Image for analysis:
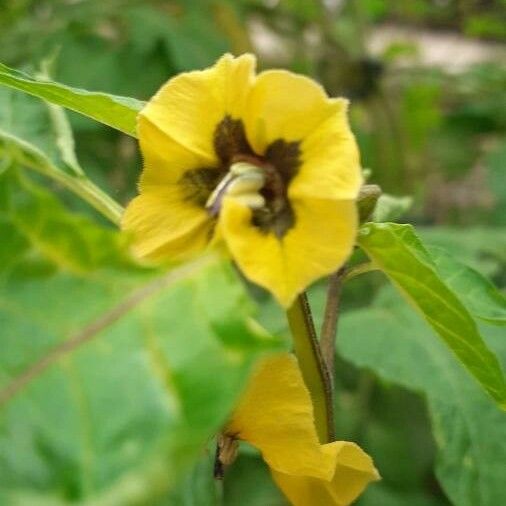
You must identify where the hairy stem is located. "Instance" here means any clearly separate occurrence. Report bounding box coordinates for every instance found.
[320,268,346,376]
[286,293,334,443]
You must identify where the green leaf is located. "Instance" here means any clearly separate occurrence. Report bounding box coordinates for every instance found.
[0,62,144,136]
[166,450,221,506]
[359,485,446,506]
[225,451,287,506]
[429,246,506,326]
[0,170,129,273]
[0,86,63,170]
[0,173,280,503]
[418,226,506,279]
[0,87,123,224]
[358,222,506,409]
[339,286,506,506]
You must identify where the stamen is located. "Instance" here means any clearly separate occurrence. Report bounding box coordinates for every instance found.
[230,161,262,177]
[233,194,266,209]
[205,162,266,216]
[227,172,264,196]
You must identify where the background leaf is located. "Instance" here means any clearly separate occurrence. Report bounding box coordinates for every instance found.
[429,246,506,325]
[0,87,64,171]
[358,222,506,408]
[339,286,506,506]
[0,86,124,224]
[0,169,280,504]
[224,450,287,506]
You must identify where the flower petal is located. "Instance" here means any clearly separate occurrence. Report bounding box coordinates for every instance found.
[141,53,256,163]
[227,354,378,505]
[122,187,212,260]
[219,197,357,307]
[227,353,335,479]
[272,442,379,506]
[244,70,340,154]
[289,101,363,201]
[137,116,208,188]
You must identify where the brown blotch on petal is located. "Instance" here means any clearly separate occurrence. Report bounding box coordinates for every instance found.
[179,168,222,207]
[253,203,295,239]
[253,138,300,238]
[214,115,254,166]
[183,117,302,239]
[264,139,301,185]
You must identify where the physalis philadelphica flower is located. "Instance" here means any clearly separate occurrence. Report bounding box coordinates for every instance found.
[123,54,362,307]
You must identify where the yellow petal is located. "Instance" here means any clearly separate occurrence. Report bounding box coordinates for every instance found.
[289,101,363,201]
[137,115,209,188]
[227,354,379,505]
[140,53,256,163]
[272,442,379,506]
[244,69,340,154]
[219,197,358,307]
[122,187,212,260]
[227,353,335,479]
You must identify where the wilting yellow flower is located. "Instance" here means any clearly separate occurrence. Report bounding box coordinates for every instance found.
[226,353,379,505]
[123,54,362,306]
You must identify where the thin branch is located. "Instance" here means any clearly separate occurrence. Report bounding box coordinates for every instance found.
[320,267,346,376]
[320,261,379,377]
[343,261,378,282]
[0,257,212,408]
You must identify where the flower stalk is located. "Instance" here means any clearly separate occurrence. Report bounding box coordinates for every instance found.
[286,293,334,443]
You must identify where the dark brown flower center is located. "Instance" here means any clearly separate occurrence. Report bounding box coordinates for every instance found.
[180,115,301,238]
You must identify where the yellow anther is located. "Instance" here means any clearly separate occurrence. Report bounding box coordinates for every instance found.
[230,161,264,177]
[232,194,266,209]
[227,172,265,196]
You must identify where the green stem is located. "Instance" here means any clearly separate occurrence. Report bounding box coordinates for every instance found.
[18,150,123,225]
[320,268,346,376]
[286,293,334,443]
[50,170,124,226]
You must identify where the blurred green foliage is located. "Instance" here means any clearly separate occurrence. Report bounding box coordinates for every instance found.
[0,0,505,505]
[2,0,505,222]
[0,168,282,504]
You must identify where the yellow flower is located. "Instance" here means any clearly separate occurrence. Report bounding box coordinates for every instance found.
[226,353,379,505]
[123,54,362,307]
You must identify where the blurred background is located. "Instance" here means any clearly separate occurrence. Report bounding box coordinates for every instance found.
[1,1,505,505]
